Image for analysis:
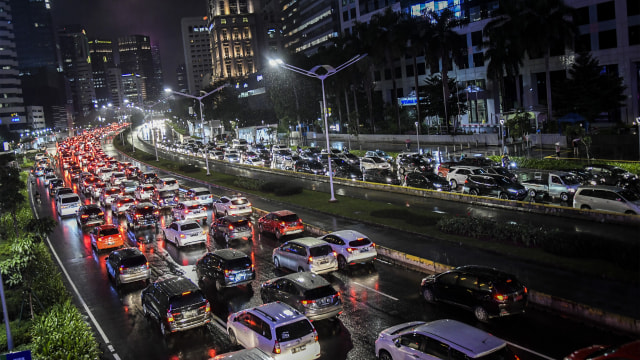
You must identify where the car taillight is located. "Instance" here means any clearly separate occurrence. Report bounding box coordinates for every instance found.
[166,311,176,322]
[117,203,121,207]
[185,209,190,214]
[145,262,149,269]
[224,269,231,277]
[229,205,236,209]
[136,214,142,218]
[494,293,508,302]
[119,265,124,274]
[98,212,104,216]
[228,224,234,230]
[313,329,318,342]
[307,256,313,264]
[346,247,354,253]
[97,236,103,242]
[81,214,89,219]
[301,299,315,306]
[204,301,210,313]
[332,251,337,257]
[272,340,281,354]
[247,202,252,207]
[524,287,528,294]
[154,210,159,215]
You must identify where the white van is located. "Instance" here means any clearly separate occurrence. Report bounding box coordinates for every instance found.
[56,193,82,217]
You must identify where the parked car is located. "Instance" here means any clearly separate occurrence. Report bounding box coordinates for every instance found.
[260,272,343,321]
[258,210,304,240]
[162,220,207,247]
[404,172,451,191]
[125,202,160,230]
[333,164,363,181]
[76,204,105,228]
[185,187,214,207]
[89,224,124,251]
[318,230,377,270]
[484,166,517,182]
[446,166,486,189]
[141,276,211,336]
[195,249,255,291]
[462,174,527,200]
[583,164,638,186]
[226,302,320,360]
[272,237,338,275]
[519,170,580,202]
[210,215,252,242]
[172,201,208,223]
[420,265,528,322]
[213,196,252,217]
[564,340,640,360]
[105,247,151,288]
[294,159,325,175]
[375,319,517,360]
[360,156,391,172]
[572,186,640,215]
[363,169,401,185]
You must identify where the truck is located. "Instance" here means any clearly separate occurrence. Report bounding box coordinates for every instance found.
[517,170,581,202]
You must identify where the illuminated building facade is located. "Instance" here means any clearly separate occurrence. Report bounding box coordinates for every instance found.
[0,0,27,129]
[89,39,116,107]
[58,25,96,122]
[181,16,214,94]
[281,0,340,55]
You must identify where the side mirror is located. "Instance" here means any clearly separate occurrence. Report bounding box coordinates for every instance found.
[394,339,401,348]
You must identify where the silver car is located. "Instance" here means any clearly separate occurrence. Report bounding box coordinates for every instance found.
[573,186,640,215]
[272,237,338,275]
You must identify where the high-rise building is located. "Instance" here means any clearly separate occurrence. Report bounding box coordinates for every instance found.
[181,16,213,94]
[106,67,124,108]
[281,0,340,55]
[150,42,164,101]
[118,35,154,103]
[207,0,259,80]
[176,63,189,93]
[0,0,27,131]
[89,38,116,107]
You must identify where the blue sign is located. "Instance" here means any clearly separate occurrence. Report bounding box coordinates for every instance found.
[11,117,20,123]
[399,98,417,106]
[1,350,32,360]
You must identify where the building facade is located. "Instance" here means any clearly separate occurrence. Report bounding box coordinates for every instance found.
[281,0,340,55]
[89,39,116,107]
[118,35,155,103]
[0,1,27,131]
[181,16,214,95]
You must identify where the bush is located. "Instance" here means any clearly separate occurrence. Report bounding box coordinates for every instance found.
[178,163,200,173]
[260,181,303,196]
[0,319,34,352]
[234,178,264,191]
[31,301,101,360]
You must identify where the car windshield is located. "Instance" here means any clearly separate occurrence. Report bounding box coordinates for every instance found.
[181,223,201,231]
[309,245,332,257]
[231,198,249,205]
[304,285,336,299]
[85,207,102,214]
[493,278,524,294]
[121,254,147,267]
[275,319,314,342]
[560,175,581,185]
[123,181,136,187]
[164,180,177,185]
[372,157,384,163]
[471,169,487,175]
[100,227,120,236]
[226,258,252,270]
[620,189,640,201]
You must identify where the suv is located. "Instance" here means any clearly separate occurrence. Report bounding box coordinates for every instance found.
[213,196,252,217]
[375,319,517,360]
[105,247,151,288]
[195,249,256,291]
[56,193,82,217]
[446,166,486,189]
[141,276,211,336]
[462,174,527,200]
[420,265,528,322]
[185,187,214,207]
[260,272,343,321]
[318,230,377,270]
[583,164,637,185]
[151,189,180,209]
[210,215,253,242]
[573,186,640,215]
[139,171,158,185]
[258,210,304,240]
[156,177,179,192]
[172,201,208,223]
[100,187,121,207]
[125,202,159,230]
[134,184,156,201]
[272,237,338,275]
[76,204,105,228]
[404,172,450,191]
[226,302,320,360]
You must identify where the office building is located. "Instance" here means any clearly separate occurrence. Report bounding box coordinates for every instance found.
[281,0,340,55]
[181,16,214,94]
[118,35,155,102]
[89,39,116,107]
[0,0,27,131]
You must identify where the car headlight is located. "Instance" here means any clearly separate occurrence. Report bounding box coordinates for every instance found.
[433,183,442,187]
[508,189,518,193]
[569,188,576,193]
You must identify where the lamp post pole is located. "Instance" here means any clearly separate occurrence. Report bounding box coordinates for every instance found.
[636,117,640,161]
[270,54,367,202]
[415,121,420,154]
[500,118,505,155]
[130,120,135,153]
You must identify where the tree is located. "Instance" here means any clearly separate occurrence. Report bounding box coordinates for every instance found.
[553,52,626,123]
[505,110,532,138]
[421,74,467,132]
[399,14,428,127]
[0,166,25,237]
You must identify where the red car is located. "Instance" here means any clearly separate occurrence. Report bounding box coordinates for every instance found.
[257,210,304,240]
[565,340,640,360]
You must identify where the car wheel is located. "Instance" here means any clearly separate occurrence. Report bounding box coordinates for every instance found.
[499,193,509,200]
[528,189,537,198]
[560,192,569,202]
[474,306,489,323]
[422,288,435,303]
[337,255,347,270]
[275,229,282,240]
[228,329,238,346]
[450,179,458,189]
[469,189,479,196]
[273,257,280,269]
[379,350,393,360]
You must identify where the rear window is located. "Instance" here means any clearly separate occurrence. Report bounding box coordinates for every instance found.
[348,238,371,247]
[100,227,120,236]
[159,191,176,198]
[187,204,201,210]
[61,196,80,204]
[231,198,249,205]
[169,290,206,310]
[121,255,147,267]
[225,257,252,270]
[143,186,155,191]
[112,173,125,178]
[194,190,209,196]
[280,214,299,222]
[85,207,102,215]
[107,188,120,195]
[493,278,525,294]
[309,245,332,257]
[181,223,201,231]
[137,206,155,215]
[120,198,134,204]
[304,285,337,299]
[275,319,314,342]
[231,219,249,227]
[164,180,177,185]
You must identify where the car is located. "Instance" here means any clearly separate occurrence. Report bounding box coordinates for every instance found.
[403,172,451,191]
[258,210,304,240]
[90,181,107,199]
[484,166,517,182]
[195,249,256,291]
[365,150,393,162]
[141,276,211,337]
[185,187,214,206]
[210,215,253,242]
[76,204,105,228]
[151,189,180,209]
[97,167,115,182]
[583,164,637,186]
[48,178,65,194]
[156,177,179,192]
[125,202,160,230]
[89,224,124,251]
[33,166,46,176]
[272,237,338,274]
[139,171,158,185]
[318,230,377,270]
[43,174,57,186]
[564,340,640,360]
[572,185,640,215]
[162,220,207,247]
[226,302,320,360]
[211,348,274,360]
[224,151,241,163]
[80,175,101,195]
[111,195,136,215]
[333,164,363,181]
[213,196,252,217]
[172,201,208,223]
[118,180,138,195]
[109,171,126,186]
[100,187,121,207]
[105,247,151,288]
[260,272,343,321]
[446,166,486,189]
[56,193,82,217]
[363,169,401,185]
[360,156,391,171]
[420,265,528,322]
[134,184,156,201]
[54,187,74,202]
[244,157,265,167]
[462,174,528,200]
[294,159,325,175]
[375,319,517,360]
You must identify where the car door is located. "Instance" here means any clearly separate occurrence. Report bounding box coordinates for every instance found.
[277,243,295,269]
[274,279,296,304]
[105,253,117,278]
[455,272,480,309]
[433,271,459,303]
[291,244,308,271]
[234,312,258,348]
[165,223,178,242]
[395,333,428,360]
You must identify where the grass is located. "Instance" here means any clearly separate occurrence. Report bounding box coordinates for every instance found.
[114,135,636,283]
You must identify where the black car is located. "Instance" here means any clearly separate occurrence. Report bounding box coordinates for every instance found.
[209,215,253,242]
[141,276,211,336]
[333,165,363,181]
[457,157,497,167]
[294,159,325,175]
[484,166,517,183]
[260,272,343,321]
[195,249,255,291]
[139,171,158,185]
[420,265,528,322]
[48,178,65,194]
[363,169,401,185]
[125,202,159,230]
[105,247,151,288]
[404,172,451,191]
[462,174,527,200]
[583,164,637,185]
[76,204,105,228]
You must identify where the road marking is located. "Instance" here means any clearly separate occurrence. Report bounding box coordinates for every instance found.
[352,282,399,301]
[506,341,555,360]
[32,189,121,360]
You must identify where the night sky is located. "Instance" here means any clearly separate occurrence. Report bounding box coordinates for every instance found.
[50,0,208,88]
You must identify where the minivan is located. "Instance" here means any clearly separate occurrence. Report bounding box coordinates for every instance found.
[56,193,82,217]
[573,186,640,215]
[272,237,338,275]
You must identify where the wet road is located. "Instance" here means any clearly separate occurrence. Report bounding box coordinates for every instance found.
[30,141,633,360]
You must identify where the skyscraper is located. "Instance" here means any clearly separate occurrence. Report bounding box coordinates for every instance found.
[89,39,116,107]
[181,16,213,95]
[118,35,155,103]
[0,1,27,131]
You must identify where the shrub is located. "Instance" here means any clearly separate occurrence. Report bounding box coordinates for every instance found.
[234,178,264,191]
[178,163,200,173]
[0,319,33,352]
[273,184,303,196]
[31,301,101,360]
[370,208,438,226]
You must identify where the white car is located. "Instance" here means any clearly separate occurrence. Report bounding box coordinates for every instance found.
[172,201,208,223]
[134,184,156,201]
[318,230,377,270]
[446,166,486,189]
[44,174,57,186]
[100,187,121,207]
[56,193,82,217]
[185,187,214,206]
[110,195,136,215]
[162,220,207,247]
[272,237,338,275]
[224,151,241,163]
[97,167,115,182]
[359,156,391,171]
[109,171,126,186]
[227,302,321,360]
[156,177,179,192]
[213,196,252,217]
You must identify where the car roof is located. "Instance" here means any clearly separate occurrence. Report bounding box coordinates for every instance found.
[324,230,368,242]
[113,247,144,258]
[576,185,623,191]
[289,237,329,248]
[154,276,199,295]
[279,272,330,290]
[58,193,79,199]
[415,319,506,357]
[250,302,304,323]
[189,187,209,192]
[212,249,250,261]
[222,215,249,222]
[180,200,200,206]
[453,265,516,279]
[174,220,201,227]
[271,210,295,217]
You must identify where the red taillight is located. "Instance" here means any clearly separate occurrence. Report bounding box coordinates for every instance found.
[280,221,286,227]
[117,203,122,207]
[224,269,231,277]
[346,248,354,253]
[524,287,528,294]
[307,256,313,264]
[204,301,210,313]
[166,311,175,322]
[97,236,103,242]
[119,265,124,274]
[332,251,337,257]
[98,212,104,216]
[247,202,252,207]
[494,293,508,302]
[145,262,149,269]
[228,224,234,230]
[81,214,89,219]
[272,341,281,354]
[184,209,190,214]
[301,299,315,306]
[313,329,318,342]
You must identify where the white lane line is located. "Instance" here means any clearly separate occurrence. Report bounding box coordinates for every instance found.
[352,282,399,301]
[506,341,555,360]
[33,189,121,360]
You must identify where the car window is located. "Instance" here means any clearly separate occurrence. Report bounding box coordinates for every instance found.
[275,319,313,342]
[620,189,640,201]
[99,227,119,236]
[293,244,307,256]
[304,285,336,299]
[349,238,371,247]
[309,245,332,257]
[226,257,251,270]
[458,274,478,290]
[181,222,201,231]
[423,336,449,359]
[438,272,459,285]
[231,198,249,205]
[169,290,205,309]
[61,196,80,204]
[399,333,423,351]
[281,214,299,222]
[121,254,147,267]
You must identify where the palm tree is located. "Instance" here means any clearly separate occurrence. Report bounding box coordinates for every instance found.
[422,9,467,134]
[399,14,428,128]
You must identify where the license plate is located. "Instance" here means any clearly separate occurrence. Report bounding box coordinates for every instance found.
[292,345,306,354]
[515,294,523,301]
[190,233,198,237]
[360,247,369,252]
[319,259,328,264]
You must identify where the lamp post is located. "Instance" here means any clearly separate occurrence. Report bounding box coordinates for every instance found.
[130,120,135,153]
[270,54,367,202]
[415,121,420,154]
[500,118,505,155]
[635,117,640,161]
[166,85,228,175]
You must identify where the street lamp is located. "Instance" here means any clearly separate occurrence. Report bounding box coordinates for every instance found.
[635,117,640,161]
[166,85,228,176]
[270,54,367,202]
[415,121,420,154]
[500,118,505,154]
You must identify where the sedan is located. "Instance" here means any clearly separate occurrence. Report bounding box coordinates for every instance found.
[111,195,136,216]
[213,196,252,217]
[162,220,207,247]
[318,230,377,270]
